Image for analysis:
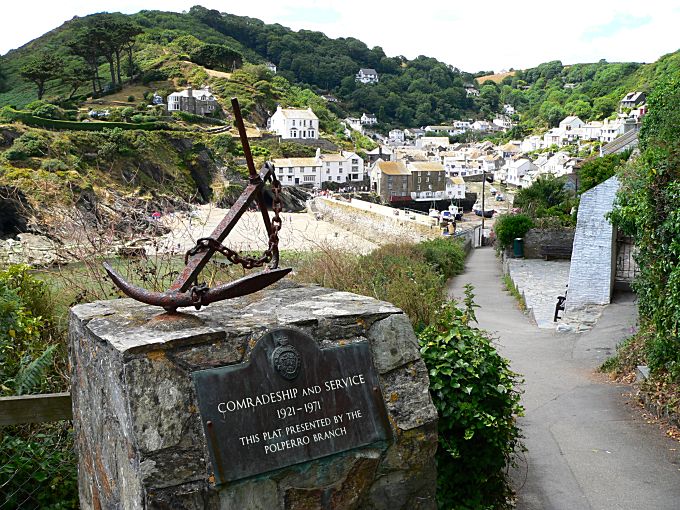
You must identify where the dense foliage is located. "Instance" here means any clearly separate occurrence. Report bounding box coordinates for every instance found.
[489,51,680,131]
[578,150,631,194]
[493,213,534,248]
[610,76,680,379]
[514,174,575,224]
[419,286,523,509]
[0,265,63,396]
[295,239,466,328]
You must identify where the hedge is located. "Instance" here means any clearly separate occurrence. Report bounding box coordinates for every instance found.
[0,108,172,132]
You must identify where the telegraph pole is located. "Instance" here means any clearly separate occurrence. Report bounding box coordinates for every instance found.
[481,170,486,236]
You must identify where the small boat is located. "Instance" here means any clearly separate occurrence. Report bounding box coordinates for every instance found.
[473,202,495,218]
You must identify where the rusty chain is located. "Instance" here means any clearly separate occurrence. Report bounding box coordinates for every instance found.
[185,172,284,274]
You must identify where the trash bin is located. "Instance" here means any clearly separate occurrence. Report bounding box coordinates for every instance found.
[513,238,524,258]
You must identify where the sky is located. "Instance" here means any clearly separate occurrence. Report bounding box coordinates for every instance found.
[1,0,678,72]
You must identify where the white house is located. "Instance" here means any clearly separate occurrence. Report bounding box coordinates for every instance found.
[416,136,450,150]
[558,116,585,144]
[506,158,538,187]
[520,135,543,152]
[355,68,379,84]
[268,106,319,139]
[344,117,363,134]
[273,149,364,187]
[466,87,480,97]
[503,104,516,115]
[446,176,466,199]
[493,116,513,131]
[599,118,625,144]
[265,62,277,73]
[389,129,405,143]
[361,113,378,125]
[167,86,218,115]
[470,120,493,132]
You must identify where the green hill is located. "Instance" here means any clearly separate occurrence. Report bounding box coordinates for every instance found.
[489,51,680,130]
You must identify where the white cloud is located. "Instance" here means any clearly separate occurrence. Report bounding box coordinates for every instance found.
[1,0,678,72]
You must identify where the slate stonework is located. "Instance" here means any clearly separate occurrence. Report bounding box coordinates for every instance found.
[566,176,620,311]
[69,283,438,509]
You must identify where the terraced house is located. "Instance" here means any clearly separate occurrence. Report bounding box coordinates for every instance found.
[273,149,364,187]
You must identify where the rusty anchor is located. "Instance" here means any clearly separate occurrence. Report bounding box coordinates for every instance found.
[103,98,291,312]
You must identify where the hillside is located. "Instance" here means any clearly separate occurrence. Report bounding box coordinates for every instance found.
[485,51,680,131]
[0,6,482,128]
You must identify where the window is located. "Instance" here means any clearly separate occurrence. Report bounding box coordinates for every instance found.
[309,130,314,137]
[339,169,342,173]
[292,120,295,126]
[304,175,314,182]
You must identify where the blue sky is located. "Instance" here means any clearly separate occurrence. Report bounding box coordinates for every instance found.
[1,1,678,72]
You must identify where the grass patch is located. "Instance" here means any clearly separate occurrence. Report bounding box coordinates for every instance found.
[502,273,526,311]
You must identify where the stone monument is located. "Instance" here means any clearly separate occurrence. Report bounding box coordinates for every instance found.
[69,283,438,509]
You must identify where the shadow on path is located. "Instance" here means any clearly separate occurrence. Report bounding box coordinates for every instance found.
[447,247,680,510]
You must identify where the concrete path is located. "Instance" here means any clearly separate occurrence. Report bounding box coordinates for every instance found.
[447,247,680,510]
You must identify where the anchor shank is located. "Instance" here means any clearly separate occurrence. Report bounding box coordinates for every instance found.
[231,97,258,180]
[170,165,277,293]
[170,181,260,292]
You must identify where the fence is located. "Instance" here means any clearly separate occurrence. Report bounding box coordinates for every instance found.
[0,393,78,509]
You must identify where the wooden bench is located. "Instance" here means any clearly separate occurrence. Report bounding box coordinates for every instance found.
[554,286,568,322]
[540,244,572,260]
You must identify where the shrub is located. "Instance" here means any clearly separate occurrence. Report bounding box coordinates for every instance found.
[3,131,50,161]
[493,213,534,248]
[127,95,135,102]
[40,159,69,172]
[294,242,447,328]
[419,285,523,509]
[416,238,466,279]
[0,265,63,396]
[31,103,64,120]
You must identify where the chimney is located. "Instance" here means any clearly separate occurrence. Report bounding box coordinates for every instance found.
[315,148,321,160]
[187,86,193,98]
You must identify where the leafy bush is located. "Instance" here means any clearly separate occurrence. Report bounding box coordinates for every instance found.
[0,425,78,509]
[31,103,64,120]
[419,286,523,509]
[3,131,50,161]
[416,238,466,279]
[610,76,680,379]
[493,213,534,248]
[0,265,63,396]
[40,158,69,172]
[171,110,224,125]
[127,95,135,102]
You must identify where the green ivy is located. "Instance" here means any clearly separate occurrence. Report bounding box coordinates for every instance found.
[419,285,524,509]
[610,76,680,379]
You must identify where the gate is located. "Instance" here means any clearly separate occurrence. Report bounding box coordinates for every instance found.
[615,232,638,290]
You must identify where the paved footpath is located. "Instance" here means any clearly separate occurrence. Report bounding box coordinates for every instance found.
[447,247,680,510]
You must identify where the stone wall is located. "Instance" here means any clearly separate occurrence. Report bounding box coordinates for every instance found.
[523,228,575,259]
[566,176,619,312]
[312,198,439,245]
[69,283,438,509]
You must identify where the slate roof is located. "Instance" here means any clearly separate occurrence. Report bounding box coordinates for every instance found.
[376,161,409,175]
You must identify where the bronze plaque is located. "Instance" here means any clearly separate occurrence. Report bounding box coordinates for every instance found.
[191,328,391,484]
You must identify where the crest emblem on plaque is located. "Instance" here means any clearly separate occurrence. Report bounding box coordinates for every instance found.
[271,336,301,380]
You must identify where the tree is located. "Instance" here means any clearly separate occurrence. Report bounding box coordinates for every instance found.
[0,58,7,93]
[20,53,64,99]
[61,60,91,100]
[190,44,243,72]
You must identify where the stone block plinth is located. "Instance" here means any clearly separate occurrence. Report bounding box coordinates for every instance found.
[69,283,438,509]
